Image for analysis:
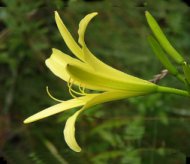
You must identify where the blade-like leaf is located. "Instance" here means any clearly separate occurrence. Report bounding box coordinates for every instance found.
[148,35,178,75]
[145,11,184,64]
[183,62,190,84]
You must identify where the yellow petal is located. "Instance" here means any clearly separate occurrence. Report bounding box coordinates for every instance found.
[23,94,96,124]
[45,48,88,83]
[84,91,146,109]
[83,46,152,84]
[66,64,157,92]
[78,12,98,46]
[46,57,69,82]
[64,109,82,152]
[46,49,109,91]
[63,91,146,152]
[77,11,152,84]
[54,11,83,60]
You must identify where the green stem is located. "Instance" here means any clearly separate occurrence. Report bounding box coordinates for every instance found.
[176,74,185,83]
[157,86,189,97]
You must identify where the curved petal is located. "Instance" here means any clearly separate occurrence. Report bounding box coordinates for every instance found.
[78,12,98,46]
[66,64,157,92]
[63,91,146,152]
[46,49,109,91]
[45,48,89,84]
[77,12,152,83]
[83,46,154,83]
[23,94,97,124]
[46,57,70,82]
[64,109,82,152]
[55,11,83,60]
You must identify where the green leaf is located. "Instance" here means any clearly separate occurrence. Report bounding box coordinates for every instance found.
[145,11,184,64]
[148,35,178,75]
[183,62,190,84]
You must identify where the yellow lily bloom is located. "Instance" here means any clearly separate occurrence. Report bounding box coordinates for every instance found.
[24,11,158,152]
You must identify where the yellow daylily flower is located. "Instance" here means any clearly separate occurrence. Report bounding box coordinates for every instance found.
[24,11,158,152]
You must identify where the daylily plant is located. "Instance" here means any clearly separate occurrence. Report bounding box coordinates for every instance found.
[24,11,189,152]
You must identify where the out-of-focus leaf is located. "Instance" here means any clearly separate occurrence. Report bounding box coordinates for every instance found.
[182,62,190,84]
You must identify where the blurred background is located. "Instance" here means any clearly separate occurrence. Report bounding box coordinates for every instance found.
[0,0,190,163]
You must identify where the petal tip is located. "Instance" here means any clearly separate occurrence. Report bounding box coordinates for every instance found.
[74,148,82,152]
[92,12,98,16]
[54,11,59,16]
[23,116,37,124]
[54,11,61,22]
[23,118,30,124]
[45,58,50,67]
[145,11,151,18]
[52,48,55,52]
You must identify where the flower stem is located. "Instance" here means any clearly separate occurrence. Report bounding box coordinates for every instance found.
[157,86,189,97]
[176,74,185,83]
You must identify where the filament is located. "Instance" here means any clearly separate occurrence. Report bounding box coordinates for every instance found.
[70,87,86,96]
[69,86,77,98]
[79,83,86,94]
[67,78,88,98]
[46,86,64,102]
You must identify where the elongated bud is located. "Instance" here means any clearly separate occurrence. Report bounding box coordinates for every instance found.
[145,11,184,64]
[148,35,178,75]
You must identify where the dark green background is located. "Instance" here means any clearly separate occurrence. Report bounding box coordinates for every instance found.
[0,0,190,163]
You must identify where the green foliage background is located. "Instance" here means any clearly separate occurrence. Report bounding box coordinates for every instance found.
[0,0,190,163]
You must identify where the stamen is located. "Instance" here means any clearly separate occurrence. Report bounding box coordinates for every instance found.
[82,86,86,93]
[46,86,64,102]
[67,78,88,98]
[79,83,85,94]
[68,78,77,98]
[69,86,77,98]
[70,87,86,96]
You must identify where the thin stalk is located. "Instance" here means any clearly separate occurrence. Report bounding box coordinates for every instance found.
[176,74,185,83]
[157,86,189,97]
